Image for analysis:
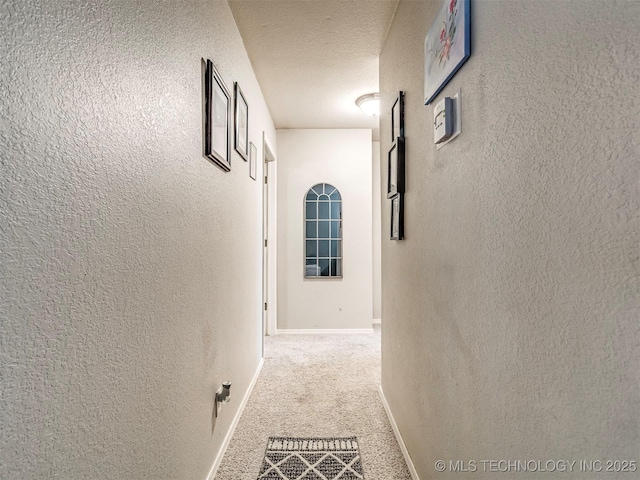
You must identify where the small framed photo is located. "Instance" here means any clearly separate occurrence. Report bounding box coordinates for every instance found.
[387,137,405,199]
[249,142,257,180]
[234,82,249,161]
[390,194,404,240]
[205,59,231,171]
[391,91,404,141]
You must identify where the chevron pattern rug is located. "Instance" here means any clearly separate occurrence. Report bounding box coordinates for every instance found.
[257,437,364,479]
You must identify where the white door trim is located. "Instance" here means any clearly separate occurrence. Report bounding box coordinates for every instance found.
[262,132,277,337]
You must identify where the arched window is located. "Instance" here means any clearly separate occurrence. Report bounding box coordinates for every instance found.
[304,183,342,278]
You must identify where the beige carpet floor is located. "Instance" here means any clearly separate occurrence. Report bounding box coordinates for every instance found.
[215,328,412,479]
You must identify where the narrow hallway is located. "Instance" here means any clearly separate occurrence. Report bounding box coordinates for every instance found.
[215,329,411,479]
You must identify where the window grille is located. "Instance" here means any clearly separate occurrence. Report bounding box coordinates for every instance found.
[304,183,342,278]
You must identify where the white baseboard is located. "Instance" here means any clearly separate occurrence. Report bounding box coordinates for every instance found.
[205,357,265,480]
[372,318,381,325]
[277,328,374,334]
[378,385,420,480]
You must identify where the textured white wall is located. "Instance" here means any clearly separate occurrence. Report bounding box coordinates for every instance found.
[0,1,275,478]
[372,141,382,321]
[380,0,639,478]
[277,130,373,330]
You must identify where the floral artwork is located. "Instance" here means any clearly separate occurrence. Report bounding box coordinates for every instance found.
[424,0,470,105]
[436,0,458,65]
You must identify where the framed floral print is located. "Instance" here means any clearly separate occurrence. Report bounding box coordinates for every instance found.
[424,0,471,105]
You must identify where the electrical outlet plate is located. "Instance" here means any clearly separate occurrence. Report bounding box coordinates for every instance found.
[437,89,462,150]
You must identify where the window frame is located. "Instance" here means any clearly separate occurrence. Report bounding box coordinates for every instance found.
[303,183,343,279]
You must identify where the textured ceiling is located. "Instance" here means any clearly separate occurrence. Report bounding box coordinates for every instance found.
[228,0,400,140]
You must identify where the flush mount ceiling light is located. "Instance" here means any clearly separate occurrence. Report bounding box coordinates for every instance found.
[356,93,380,116]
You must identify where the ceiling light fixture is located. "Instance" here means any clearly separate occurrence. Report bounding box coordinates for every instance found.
[356,93,380,117]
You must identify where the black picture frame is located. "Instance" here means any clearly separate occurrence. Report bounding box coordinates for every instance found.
[249,142,257,180]
[391,91,404,141]
[234,82,249,161]
[387,137,405,199]
[205,59,231,171]
[390,194,404,240]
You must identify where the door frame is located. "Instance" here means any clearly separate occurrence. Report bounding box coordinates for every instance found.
[262,132,277,343]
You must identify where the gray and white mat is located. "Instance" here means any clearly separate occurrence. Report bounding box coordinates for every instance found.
[257,436,364,480]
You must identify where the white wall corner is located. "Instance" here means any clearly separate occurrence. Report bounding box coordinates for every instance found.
[205,358,265,480]
[378,386,420,480]
[372,319,381,325]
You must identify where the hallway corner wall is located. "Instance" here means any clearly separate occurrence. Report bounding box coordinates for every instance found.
[0,1,275,478]
[379,0,639,478]
[276,129,373,330]
[372,141,382,322]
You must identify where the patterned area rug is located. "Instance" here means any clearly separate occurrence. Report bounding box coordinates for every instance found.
[257,437,364,479]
